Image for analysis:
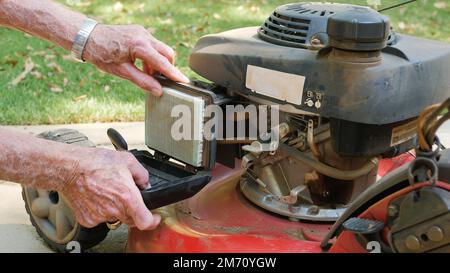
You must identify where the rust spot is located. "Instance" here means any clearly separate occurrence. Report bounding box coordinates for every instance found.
[284,229,306,240]
[213,226,252,234]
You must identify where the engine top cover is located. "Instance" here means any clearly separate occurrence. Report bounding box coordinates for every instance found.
[189,2,450,126]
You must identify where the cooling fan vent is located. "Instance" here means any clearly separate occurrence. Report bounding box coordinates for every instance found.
[258,2,367,49]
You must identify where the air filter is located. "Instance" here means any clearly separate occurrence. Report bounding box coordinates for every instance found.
[145,87,205,167]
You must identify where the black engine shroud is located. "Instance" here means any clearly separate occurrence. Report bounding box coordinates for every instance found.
[189,2,450,157]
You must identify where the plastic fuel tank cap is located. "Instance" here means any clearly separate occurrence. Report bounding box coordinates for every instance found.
[327,6,390,51]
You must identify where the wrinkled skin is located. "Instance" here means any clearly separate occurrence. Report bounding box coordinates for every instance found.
[0,0,189,95]
[84,24,189,96]
[0,128,160,230]
[0,0,190,230]
[60,147,160,230]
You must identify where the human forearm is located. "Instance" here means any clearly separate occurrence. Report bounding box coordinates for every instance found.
[0,128,79,190]
[0,128,159,229]
[0,0,189,94]
[0,0,86,51]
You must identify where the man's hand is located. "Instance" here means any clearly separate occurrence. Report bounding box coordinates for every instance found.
[0,128,160,231]
[60,147,159,230]
[83,25,189,97]
[0,0,189,96]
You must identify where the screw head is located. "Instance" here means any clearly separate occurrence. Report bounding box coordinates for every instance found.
[311,38,322,46]
[427,226,444,242]
[388,205,399,217]
[405,235,421,251]
[307,206,320,215]
[263,196,273,203]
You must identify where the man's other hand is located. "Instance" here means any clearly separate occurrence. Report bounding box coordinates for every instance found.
[60,147,160,230]
[83,24,190,96]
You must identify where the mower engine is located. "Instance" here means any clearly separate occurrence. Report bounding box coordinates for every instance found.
[145,2,450,223]
[22,2,450,253]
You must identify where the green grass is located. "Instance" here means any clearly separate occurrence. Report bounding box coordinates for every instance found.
[0,0,449,125]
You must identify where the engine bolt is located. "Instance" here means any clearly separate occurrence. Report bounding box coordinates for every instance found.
[388,204,399,217]
[307,206,320,215]
[311,38,321,46]
[405,235,421,251]
[427,226,444,242]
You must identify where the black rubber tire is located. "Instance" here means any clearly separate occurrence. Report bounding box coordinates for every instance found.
[21,129,109,252]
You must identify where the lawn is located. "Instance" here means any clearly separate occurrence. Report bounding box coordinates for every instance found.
[0,0,449,125]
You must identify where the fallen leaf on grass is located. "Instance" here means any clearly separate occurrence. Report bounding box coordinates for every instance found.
[4,58,18,67]
[434,2,448,9]
[62,54,77,62]
[113,2,124,12]
[30,70,43,80]
[32,51,47,56]
[45,54,56,61]
[47,62,63,73]
[67,1,92,8]
[366,0,381,6]
[73,95,87,102]
[104,85,111,92]
[47,115,55,124]
[249,5,260,13]
[178,42,193,48]
[9,58,34,86]
[160,18,173,25]
[138,3,145,12]
[50,85,63,93]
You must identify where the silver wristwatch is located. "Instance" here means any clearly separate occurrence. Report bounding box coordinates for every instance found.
[71,18,98,62]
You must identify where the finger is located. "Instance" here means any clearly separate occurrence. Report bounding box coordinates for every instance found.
[76,213,97,228]
[149,38,175,64]
[126,186,161,230]
[112,63,163,96]
[120,152,149,189]
[134,46,189,83]
[78,219,96,229]
[105,198,135,226]
[144,63,154,76]
[127,160,150,190]
[75,203,100,228]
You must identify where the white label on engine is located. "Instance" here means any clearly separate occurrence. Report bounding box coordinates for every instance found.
[246,65,305,105]
[391,119,417,147]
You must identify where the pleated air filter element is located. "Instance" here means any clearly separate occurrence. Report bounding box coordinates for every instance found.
[145,87,205,167]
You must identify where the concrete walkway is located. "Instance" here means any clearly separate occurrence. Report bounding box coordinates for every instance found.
[6,122,145,147]
[0,121,449,253]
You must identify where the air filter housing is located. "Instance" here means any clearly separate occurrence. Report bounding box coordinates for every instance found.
[258,2,386,49]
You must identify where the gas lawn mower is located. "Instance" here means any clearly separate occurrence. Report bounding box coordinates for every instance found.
[22,2,450,253]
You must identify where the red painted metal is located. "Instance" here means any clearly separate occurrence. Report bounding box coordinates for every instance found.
[127,154,429,253]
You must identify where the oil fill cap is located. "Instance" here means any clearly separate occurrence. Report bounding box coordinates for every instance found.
[327,6,390,51]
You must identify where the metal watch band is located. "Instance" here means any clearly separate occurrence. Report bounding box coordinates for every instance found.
[71,18,98,62]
